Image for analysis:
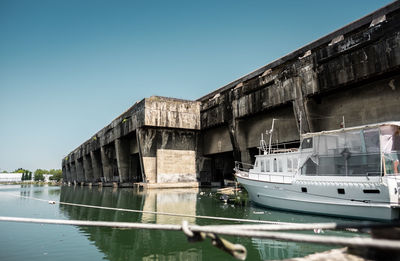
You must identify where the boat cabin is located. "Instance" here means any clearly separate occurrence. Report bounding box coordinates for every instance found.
[252,122,400,177]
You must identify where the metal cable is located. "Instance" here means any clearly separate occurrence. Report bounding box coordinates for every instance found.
[0,216,399,250]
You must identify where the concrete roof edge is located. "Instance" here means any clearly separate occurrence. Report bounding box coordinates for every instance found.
[196,0,400,102]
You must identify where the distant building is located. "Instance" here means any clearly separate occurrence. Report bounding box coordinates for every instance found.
[0,173,23,182]
[43,174,52,182]
[0,173,53,182]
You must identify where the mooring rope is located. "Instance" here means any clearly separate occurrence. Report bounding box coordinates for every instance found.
[204,221,400,232]
[5,193,292,225]
[0,216,399,250]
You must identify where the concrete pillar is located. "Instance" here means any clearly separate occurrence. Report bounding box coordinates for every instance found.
[115,138,130,183]
[83,154,93,182]
[70,162,77,182]
[229,120,251,164]
[228,121,243,162]
[292,77,312,134]
[101,146,113,182]
[62,165,67,181]
[65,164,71,182]
[90,150,102,182]
[137,128,157,183]
[136,130,146,182]
[76,159,84,183]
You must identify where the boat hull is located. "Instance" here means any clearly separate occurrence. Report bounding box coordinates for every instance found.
[235,175,400,220]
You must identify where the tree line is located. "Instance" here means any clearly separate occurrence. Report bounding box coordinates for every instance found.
[1,168,63,182]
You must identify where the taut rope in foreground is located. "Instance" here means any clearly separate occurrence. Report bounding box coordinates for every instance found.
[5,193,291,225]
[1,216,400,260]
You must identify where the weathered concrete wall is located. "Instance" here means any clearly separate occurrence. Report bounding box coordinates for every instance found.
[63,97,200,186]
[144,96,201,129]
[202,126,233,155]
[198,2,400,163]
[137,127,198,183]
[63,1,400,187]
[192,2,400,183]
[156,149,196,183]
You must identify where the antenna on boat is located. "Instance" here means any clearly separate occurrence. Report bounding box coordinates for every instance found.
[299,114,302,136]
[260,133,268,154]
[268,119,276,154]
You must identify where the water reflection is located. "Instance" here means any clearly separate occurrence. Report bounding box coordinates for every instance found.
[58,186,355,260]
[141,189,197,224]
[59,186,201,261]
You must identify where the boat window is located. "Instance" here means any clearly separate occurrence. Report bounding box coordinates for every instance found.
[364,128,380,153]
[287,158,292,172]
[278,159,283,172]
[293,158,298,170]
[260,159,265,172]
[301,158,317,175]
[301,138,313,149]
[273,159,277,172]
[265,159,270,172]
[255,160,258,168]
[381,126,400,175]
[311,129,381,176]
[363,189,380,194]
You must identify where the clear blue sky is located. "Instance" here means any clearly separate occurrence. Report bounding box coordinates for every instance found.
[0,0,393,172]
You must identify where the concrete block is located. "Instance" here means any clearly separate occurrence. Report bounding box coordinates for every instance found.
[142,156,157,183]
[156,149,197,183]
[144,97,200,130]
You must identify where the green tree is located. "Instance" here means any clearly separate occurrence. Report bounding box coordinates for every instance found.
[34,169,48,176]
[21,173,25,181]
[49,172,63,182]
[14,168,25,173]
[34,173,45,182]
[28,172,32,180]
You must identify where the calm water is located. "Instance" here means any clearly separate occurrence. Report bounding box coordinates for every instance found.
[0,184,362,261]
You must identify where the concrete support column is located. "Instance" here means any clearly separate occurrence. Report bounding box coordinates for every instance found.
[137,128,157,183]
[101,146,113,182]
[76,159,84,183]
[228,120,251,164]
[83,155,93,183]
[90,151,102,182]
[115,138,130,183]
[65,164,71,182]
[62,165,67,181]
[136,130,146,182]
[227,121,243,162]
[292,77,312,134]
[70,162,77,182]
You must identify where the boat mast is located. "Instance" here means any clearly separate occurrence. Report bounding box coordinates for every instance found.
[268,119,276,154]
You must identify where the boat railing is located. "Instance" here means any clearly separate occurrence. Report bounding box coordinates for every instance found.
[248,171,293,184]
[269,148,299,154]
[234,161,253,172]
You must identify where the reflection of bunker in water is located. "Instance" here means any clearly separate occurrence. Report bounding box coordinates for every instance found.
[141,188,198,224]
[59,186,201,260]
[252,238,330,260]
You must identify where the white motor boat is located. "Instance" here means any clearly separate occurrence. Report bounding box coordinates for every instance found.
[234,121,400,220]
